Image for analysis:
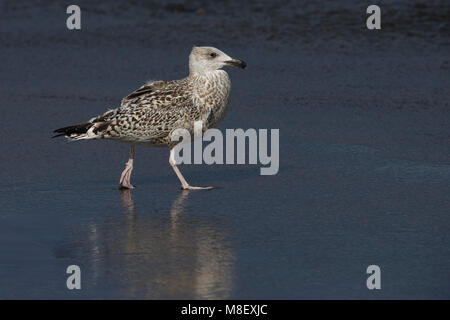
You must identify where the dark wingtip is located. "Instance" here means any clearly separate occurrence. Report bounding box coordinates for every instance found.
[51,122,92,139]
[51,133,66,138]
[52,127,68,138]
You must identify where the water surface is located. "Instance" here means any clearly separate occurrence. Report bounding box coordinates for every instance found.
[0,0,449,299]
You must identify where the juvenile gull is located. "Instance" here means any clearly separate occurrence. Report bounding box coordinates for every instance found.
[53,46,246,190]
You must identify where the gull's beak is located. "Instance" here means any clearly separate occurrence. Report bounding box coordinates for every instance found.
[225,58,247,69]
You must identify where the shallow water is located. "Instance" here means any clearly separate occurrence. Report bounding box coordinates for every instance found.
[0,0,449,299]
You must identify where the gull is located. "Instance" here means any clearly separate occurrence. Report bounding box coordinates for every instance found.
[53,46,246,190]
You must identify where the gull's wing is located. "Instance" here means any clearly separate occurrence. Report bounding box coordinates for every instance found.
[82,79,195,140]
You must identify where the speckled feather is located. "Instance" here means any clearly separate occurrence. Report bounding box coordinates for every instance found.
[71,71,230,147]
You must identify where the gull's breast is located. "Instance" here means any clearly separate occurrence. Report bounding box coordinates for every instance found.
[193,70,231,129]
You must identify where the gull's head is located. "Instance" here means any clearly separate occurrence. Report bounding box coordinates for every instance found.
[189,46,246,75]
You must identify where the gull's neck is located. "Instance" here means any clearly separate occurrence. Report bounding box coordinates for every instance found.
[189,69,227,79]
[190,69,213,77]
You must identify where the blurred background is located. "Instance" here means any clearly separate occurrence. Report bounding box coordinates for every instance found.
[0,0,448,299]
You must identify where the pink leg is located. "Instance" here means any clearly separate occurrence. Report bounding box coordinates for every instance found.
[169,148,213,190]
[119,145,135,189]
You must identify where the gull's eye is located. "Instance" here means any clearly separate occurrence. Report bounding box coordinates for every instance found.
[210,52,218,58]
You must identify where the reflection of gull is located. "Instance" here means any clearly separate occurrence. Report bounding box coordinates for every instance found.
[120,189,136,215]
[169,190,189,235]
[76,190,235,299]
[53,46,246,190]
[125,190,234,299]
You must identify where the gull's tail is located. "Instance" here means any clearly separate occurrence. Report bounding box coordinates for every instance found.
[52,122,93,139]
[53,107,118,140]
